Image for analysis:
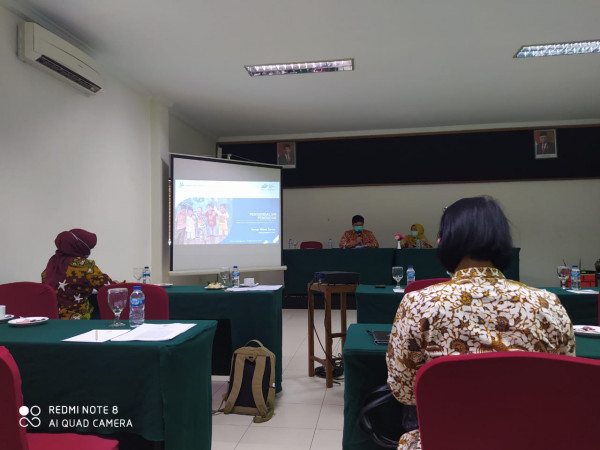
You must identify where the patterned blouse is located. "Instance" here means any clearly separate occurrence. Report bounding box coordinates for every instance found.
[42,257,115,319]
[338,229,379,248]
[386,267,575,450]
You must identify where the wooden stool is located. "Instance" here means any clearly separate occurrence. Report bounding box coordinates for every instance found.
[307,282,357,387]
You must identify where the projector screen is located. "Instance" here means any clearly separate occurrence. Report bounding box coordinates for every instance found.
[170,154,283,273]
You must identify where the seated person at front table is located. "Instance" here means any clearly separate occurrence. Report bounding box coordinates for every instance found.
[42,228,117,320]
[401,223,433,248]
[386,196,574,450]
[338,214,379,248]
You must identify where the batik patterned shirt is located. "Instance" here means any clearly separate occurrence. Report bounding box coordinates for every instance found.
[42,257,114,319]
[338,229,379,248]
[386,267,575,450]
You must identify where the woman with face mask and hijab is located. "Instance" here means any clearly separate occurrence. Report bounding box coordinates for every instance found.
[42,229,116,319]
[401,223,433,249]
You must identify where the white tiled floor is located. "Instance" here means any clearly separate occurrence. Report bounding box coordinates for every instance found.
[211,308,357,450]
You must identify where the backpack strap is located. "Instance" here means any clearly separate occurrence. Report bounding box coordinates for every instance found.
[251,351,276,423]
[222,353,247,413]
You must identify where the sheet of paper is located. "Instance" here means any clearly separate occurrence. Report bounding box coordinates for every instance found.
[567,289,599,294]
[110,323,196,341]
[225,285,282,292]
[393,288,405,293]
[63,329,130,343]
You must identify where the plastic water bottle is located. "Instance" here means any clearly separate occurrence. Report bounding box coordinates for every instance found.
[406,265,416,285]
[129,286,145,328]
[416,239,421,249]
[570,265,581,290]
[142,266,151,284]
[328,238,333,249]
[288,239,293,249]
[231,265,240,288]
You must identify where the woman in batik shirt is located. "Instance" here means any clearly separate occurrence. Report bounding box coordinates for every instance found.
[386,196,575,450]
[42,228,116,319]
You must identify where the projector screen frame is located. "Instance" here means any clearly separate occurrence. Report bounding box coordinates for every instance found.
[169,153,284,274]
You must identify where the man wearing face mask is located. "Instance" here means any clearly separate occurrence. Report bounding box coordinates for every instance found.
[338,214,379,248]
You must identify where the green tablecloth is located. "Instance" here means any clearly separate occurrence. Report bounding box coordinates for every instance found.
[283,248,396,295]
[356,284,404,324]
[283,248,520,296]
[356,285,598,325]
[166,285,283,392]
[343,323,392,450]
[342,322,600,450]
[393,248,520,281]
[543,287,599,325]
[0,319,217,450]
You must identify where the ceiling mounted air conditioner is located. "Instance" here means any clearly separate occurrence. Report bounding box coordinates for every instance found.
[17,22,103,95]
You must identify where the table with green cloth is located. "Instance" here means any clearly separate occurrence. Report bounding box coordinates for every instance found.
[282,248,520,296]
[542,287,599,325]
[0,319,217,450]
[393,248,520,281]
[356,285,599,325]
[342,322,600,450]
[283,248,396,295]
[166,285,283,392]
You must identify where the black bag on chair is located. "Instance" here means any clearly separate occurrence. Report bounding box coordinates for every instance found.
[358,384,418,448]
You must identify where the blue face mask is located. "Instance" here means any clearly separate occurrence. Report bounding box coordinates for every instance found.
[411,230,419,237]
[354,226,363,233]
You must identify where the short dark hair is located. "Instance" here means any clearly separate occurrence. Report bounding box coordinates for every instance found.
[352,214,364,224]
[437,196,513,272]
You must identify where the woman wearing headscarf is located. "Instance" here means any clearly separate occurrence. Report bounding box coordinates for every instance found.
[42,229,116,319]
[401,224,433,248]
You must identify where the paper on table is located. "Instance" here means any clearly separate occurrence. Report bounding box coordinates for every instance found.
[567,289,599,294]
[393,287,405,293]
[225,285,282,292]
[110,323,196,341]
[63,329,130,343]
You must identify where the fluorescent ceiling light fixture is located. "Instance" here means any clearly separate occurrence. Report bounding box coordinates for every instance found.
[244,58,354,77]
[514,40,600,58]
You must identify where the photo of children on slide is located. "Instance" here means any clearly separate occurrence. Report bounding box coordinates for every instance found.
[174,196,279,246]
[175,200,231,245]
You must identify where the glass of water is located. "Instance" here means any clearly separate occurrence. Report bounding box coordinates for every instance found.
[392,266,404,288]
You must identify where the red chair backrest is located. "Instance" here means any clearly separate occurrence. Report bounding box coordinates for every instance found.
[0,282,59,319]
[403,277,449,294]
[0,346,29,450]
[97,283,169,320]
[300,241,323,249]
[416,352,600,450]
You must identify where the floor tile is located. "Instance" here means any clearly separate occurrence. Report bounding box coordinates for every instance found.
[235,426,315,450]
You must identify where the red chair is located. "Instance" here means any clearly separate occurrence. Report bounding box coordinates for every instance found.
[403,277,449,294]
[300,241,323,249]
[415,352,600,450]
[0,346,119,450]
[97,283,169,320]
[0,282,59,319]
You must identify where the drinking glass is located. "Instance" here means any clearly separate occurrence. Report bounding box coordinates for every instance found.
[132,267,143,283]
[392,266,404,288]
[557,265,570,289]
[219,267,230,286]
[107,288,128,327]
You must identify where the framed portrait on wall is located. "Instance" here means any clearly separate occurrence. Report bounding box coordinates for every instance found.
[534,129,557,159]
[277,142,296,168]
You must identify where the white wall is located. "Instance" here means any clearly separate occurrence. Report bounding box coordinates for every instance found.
[0,6,154,283]
[282,180,600,286]
[169,114,216,157]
